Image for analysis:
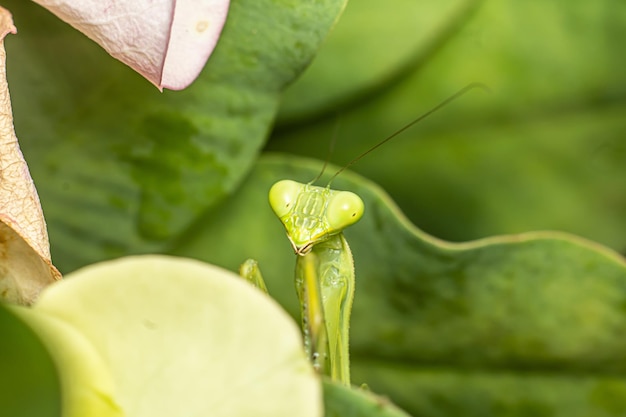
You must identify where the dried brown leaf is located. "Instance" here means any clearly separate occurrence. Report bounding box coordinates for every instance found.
[0,7,61,305]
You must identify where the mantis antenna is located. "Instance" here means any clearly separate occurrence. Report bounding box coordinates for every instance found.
[327,82,490,185]
[256,82,490,386]
[308,117,342,185]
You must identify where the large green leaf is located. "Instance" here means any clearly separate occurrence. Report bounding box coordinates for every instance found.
[4,0,347,272]
[277,0,482,124]
[268,0,626,253]
[172,154,626,416]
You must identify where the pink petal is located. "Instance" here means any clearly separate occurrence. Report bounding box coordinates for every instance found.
[162,1,230,90]
[32,0,230,90]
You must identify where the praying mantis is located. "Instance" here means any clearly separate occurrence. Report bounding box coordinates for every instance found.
[240,180,361,386]
[240,83,486,387]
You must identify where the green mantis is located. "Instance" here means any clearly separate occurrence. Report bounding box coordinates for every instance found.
[268,180,363,385]
[240,180,362,386]
[241,83,487,386]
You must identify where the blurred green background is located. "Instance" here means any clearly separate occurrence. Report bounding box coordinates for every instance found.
[268,0,626,255]
[2,0,626,416]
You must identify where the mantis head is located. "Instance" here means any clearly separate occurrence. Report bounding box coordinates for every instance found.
[269,180,364,255]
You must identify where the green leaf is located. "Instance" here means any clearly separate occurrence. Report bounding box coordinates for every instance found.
[29,255,321,417]
[0,304,61,417]
[5,0,347,272]
[172,154,626,416]
[277,0,482,124]
[268,0,626,253]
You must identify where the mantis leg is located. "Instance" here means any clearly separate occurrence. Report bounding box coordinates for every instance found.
[296,234,354,386]
[242,233,355,387]
[295,252,330,375]
[239,259,268,294]
[312,234,354,386]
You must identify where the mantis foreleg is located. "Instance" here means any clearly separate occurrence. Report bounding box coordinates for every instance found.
[239,259,268,294]
[297,234,354,386]
[295,252,330,375]
[241,243,354,386]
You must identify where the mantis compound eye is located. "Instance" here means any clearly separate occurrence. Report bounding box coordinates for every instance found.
[326,191,364,232]
[269,180,302,218]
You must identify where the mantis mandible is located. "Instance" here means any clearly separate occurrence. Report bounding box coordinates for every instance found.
[241,83,487,386]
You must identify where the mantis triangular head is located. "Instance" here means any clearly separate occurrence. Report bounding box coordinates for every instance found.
[269,180,364,255]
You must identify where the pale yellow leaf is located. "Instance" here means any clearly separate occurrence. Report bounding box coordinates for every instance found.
[33,255,322,417]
